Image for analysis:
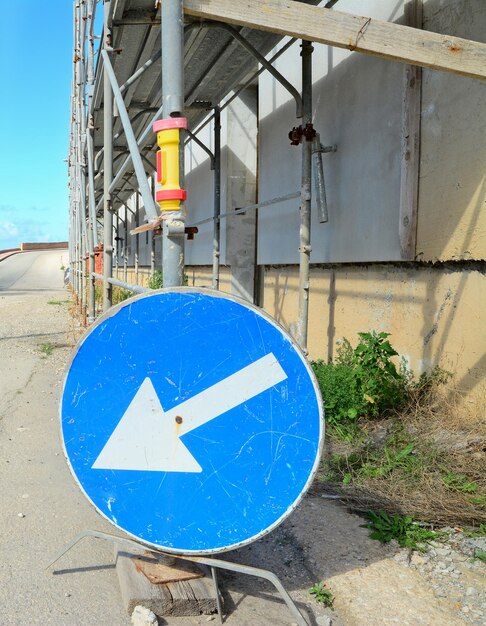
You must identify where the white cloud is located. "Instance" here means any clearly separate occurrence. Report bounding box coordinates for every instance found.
[0,221,19,238]
[0,204,64,250]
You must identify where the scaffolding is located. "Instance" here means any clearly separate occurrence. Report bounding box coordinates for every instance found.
[69,0,485,346]
[68,0,341,351]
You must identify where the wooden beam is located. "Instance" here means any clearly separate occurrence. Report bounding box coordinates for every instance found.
[399,0,423,260]
[184,0,486,80]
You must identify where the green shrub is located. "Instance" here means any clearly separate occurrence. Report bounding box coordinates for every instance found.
[352,332,407,416]
[312,360,362,426]
[148,270,164,290]
[312,331,408,428]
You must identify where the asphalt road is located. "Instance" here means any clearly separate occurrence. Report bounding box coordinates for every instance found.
[0,250,66,292]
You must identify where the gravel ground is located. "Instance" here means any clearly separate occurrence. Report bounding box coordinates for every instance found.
[394,530,486,625]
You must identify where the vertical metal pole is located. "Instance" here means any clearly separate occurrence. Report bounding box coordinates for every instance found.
[103,0,113,310]
[78,0,88,323]
[135,194,140,283]
[296,41,313,353]
[86,0,97,322]
[115,217,119,277]
[123,214,128,283]
[75,3,82,305]
[161,0,185,287]
[211,106,221,290]
[150,232,156,275]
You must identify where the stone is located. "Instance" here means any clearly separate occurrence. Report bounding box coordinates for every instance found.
[410,553,427,566]
[435,548,451,557]
[131,605,158,626]
[316,616,332,626]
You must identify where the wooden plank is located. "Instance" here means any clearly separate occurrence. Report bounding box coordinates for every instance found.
[132,553,205,584]
[115,548,217,617]
[183,0,486,80]
[399,0,423,260]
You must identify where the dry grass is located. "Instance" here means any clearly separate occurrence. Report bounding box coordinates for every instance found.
[316,384,486,527]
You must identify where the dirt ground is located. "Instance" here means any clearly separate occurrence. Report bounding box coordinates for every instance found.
[0,251,483,626]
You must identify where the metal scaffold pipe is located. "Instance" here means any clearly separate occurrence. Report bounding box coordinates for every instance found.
[101,50,159,222]
[161,0,185,288]
[211,106,221,290]
[86,0,98,322]
[103,0,113,311]
[296,40,314,353]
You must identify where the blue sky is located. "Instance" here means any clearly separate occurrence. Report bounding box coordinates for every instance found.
[0,1,74,249]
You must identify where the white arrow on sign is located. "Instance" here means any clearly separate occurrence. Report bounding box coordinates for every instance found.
[92,352,287,473]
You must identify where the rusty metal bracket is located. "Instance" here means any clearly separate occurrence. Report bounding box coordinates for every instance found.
[288,123,316,146]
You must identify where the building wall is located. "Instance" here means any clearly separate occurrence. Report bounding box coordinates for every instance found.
[257,0,405,264]
[114,0,486,406]
[417,0,486,261]
[188,263,485,408]
[263,264,485,402]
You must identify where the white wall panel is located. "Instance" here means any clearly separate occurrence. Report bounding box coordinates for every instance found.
[258,0,405,264]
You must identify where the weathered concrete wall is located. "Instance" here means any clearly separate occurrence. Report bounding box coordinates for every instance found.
[417,0,486,261]
[20,242,68,251]
[188,262,485,404]
[265,264,485,403]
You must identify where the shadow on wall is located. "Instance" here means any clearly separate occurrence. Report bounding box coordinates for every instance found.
[265,262,485,399]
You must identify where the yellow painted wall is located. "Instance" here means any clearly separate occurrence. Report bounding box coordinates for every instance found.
[264,265,485,404]
[120,263,485,411]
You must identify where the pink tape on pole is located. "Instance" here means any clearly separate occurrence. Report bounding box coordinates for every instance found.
[153,117,188,133]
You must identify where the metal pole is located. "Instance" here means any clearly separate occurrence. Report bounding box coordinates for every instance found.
[103,0,113,311]
[78,0,88,323]
[73,3,82,305]
[86,0,97,322]
[161,0,185,288]
[296,41,313,353]
[211,107,221,290]
[123,214,128,283]
[135,194,139,283]
[101,50,159,221]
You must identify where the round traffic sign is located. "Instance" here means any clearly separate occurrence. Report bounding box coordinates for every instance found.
[61,289,324,554]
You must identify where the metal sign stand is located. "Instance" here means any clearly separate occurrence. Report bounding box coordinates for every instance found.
[47,529,309,626]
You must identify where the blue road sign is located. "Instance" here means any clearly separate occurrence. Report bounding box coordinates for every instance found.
[61,289,324,554]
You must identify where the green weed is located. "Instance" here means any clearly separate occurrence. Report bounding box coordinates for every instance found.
[39,343,54,357]
[148,270,164,290]
[308,582,334,607]
[362,510,445,551]
[47,300,68,305]
[464,523,486,538]
[442,472,478,493]
[469,497,486,508]
[147,270,189,289]
[353,331,410,416]
[312,332,408,429]
[470,549,486,564]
